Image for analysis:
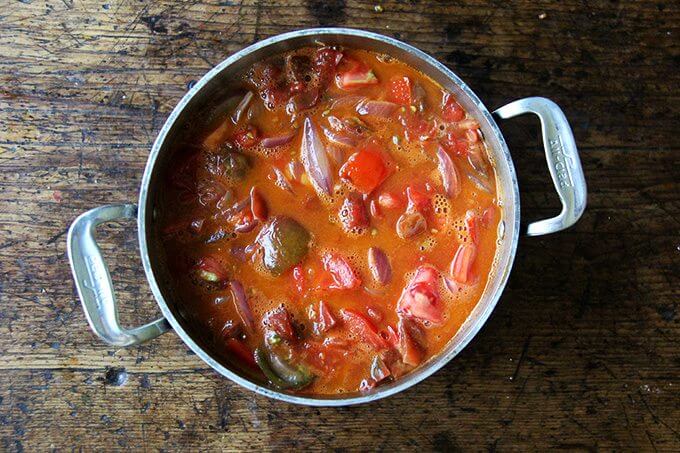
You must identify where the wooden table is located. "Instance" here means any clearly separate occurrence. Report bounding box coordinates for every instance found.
[1,0,678,450]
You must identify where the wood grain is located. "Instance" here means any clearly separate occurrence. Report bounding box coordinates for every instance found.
[0,0,678,450]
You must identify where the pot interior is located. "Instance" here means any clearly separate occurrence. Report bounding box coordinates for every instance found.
[140,28,520,405]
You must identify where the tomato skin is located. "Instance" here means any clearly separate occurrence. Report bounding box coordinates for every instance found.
[322,252,362,290]
[339,146,388,194]
[450,243,477,284]
[340,309,389,350]
[308,300,337,335]
[337,58,379,89]
[234,125,260,149]
[397,265,443,324]
[465,210,479,244]
[263,307,296,341]
[397,109,435,142]
[481,206,496,227]
[398,318,425,366]
[442,93,465,122]
[380,325,400,349]
[405,185,431,213]
[442,133,470,157]
[388,76,412,105]
[225,338,258,369]
[339,192,370,231]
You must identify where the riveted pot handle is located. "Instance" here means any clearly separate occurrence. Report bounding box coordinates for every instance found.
[67,204,170,346]
[494,97,587,236]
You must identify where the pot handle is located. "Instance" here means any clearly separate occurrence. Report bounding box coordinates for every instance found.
[67,203,170,346]
[494,97,587,236]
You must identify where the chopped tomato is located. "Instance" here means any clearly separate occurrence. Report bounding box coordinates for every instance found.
[450,243,476,284]
[388,76,412,105]
[308,300,337,335]
[442,93,465,122]
[322,252,362,290]
[339,192,369,231]
[234,125,259,149]
[263,307,296,341]
[195,256,229,283]
[397,265,443,324]
[398,318,425,366]
[301,338,346,373]
[405,185,431,213]
[337,58,379,89]
[250,187,268,221]
[340,309,389,350]
[441,132,470,156]
[481,206,496,227]
[339,146,388,194]
[397,109,435,142]
[380,325,400,349]
[370,355,391,382]
[225,338,258,369]
[465,210,479,244]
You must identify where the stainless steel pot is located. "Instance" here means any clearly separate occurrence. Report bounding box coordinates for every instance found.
[67,28,586,406]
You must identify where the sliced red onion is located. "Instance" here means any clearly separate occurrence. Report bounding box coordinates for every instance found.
[326,144,345,165]
[220,196,250,218]
[368,247,392,285]
[362,285,386,297]
[230,245,247,262]
[329,95,367,110]
[444,276,460,294]
[272,166,294,193]
[464,169,492,193]
[231,91,253,124]
[300,117,333,195]
[288,160,304,182]
[234,217,257,233]
[436,145,461,199]
[261,131,296,148]
[327,115,344,130]
[229,280,255,331]
[321,125,357,147]
[356,100,399,118]
[467,145,490,179]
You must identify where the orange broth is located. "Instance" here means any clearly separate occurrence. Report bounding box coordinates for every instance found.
[157,46,500,395]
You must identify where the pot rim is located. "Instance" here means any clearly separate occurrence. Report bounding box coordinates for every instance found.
[137,27,520,406]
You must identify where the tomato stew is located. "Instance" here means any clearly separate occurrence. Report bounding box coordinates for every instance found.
[157,46,500,395]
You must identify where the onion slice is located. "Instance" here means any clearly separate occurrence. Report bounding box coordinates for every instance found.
[261,131,296,148]
[436,145,461,199]
[229,280,255,331]
[329,95,367,109]
[321,125,357,147]
[356,100,399,118]
[464,169,492,193]
[368,247,392,285]
[272,166,294,193]
[300,117,333,196]
[231,91,254,124]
